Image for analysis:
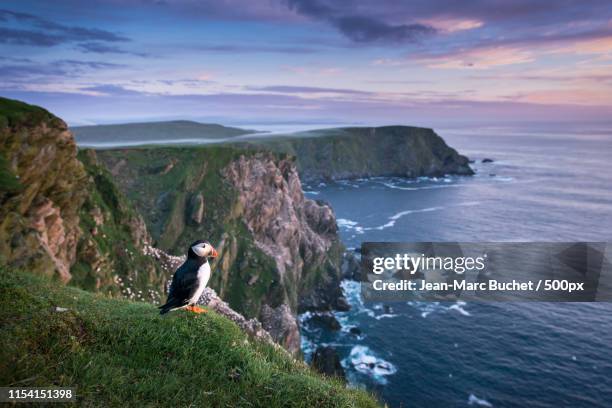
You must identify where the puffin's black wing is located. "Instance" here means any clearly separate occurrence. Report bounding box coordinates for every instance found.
[159,260,200,314]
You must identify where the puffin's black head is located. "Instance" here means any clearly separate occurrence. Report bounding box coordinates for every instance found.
[188,240,218,260]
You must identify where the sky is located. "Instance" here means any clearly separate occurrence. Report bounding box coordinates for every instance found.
[1,0,612,128]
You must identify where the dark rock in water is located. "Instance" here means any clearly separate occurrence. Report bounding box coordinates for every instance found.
[489,173,496,177]
[383,305,394,314]
[482,158,494,163]
[468,159,475,164]
[312,346,345,379]
[349,326,362,336]
[309,312,341,331]
[341,252,361,280]
[335,296,351,311]
[300,283,348,313]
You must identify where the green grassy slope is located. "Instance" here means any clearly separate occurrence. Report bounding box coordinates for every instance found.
[0,268,379,407]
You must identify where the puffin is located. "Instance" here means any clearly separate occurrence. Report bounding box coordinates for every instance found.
[159,240,218,315]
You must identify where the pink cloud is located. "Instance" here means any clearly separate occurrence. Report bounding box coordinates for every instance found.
[419,17,484,33]
[420,46,534,69]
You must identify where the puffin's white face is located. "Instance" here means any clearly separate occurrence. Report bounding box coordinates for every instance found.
[191,242,218,258]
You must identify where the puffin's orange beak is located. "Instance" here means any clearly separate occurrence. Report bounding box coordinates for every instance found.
[210,246,218,259]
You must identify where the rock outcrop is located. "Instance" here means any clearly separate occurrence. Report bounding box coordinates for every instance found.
[188,192,204,225]
[223,153,343,307]
[222,153,347,350]
[0,98,88,282]
[259,304,301,354]
[312,346,345,379]
[0,98,168,300]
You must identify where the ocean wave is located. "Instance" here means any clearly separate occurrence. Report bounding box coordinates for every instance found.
[339,281,400,321]
[337,218,366,234]
[468,394,493,407]
[338,202,481,232]
[367,201,481,231]
[449,301,471,316]
[344,345,397,385]
[300,335,316,362]
[382,182,467,191]
[303,190,320,195]
[337,218,358,228]
[408,301,472,318]
[373,313,398,320]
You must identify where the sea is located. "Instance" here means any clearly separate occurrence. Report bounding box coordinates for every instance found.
[299,124,612,407]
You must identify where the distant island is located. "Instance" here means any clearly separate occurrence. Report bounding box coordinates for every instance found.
[72,120,257,146]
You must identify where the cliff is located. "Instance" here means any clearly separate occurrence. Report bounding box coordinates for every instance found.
[93,147,348,353]
[0,98,88,282]
[247,125,473,182]
[0,97,167,300]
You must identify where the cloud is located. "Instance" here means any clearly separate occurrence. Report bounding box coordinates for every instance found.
[286,0,436,43]
[0,59,125,84]
[0,8,128,48]
[194,44,319,54]
[420,17,483,33]
[247,85,370,95]
[333,15,435,43]
[7,87,612,128]
[418,46,535,69]
[76,42,150,57]
[508,88,612,106]
[78,84,147,96]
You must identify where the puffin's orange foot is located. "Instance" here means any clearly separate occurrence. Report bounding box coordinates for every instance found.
[192,306,207,314]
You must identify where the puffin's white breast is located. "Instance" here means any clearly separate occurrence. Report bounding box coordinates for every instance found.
[189,262,211,305]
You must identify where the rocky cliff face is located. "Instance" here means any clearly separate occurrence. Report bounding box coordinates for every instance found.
[0,98,88,282]
[222,153,346,352]
[222,153,342,308]
[0,98,167,300]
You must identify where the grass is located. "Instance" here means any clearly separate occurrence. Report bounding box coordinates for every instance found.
[0,97,56,129]
[0,268,380,407]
